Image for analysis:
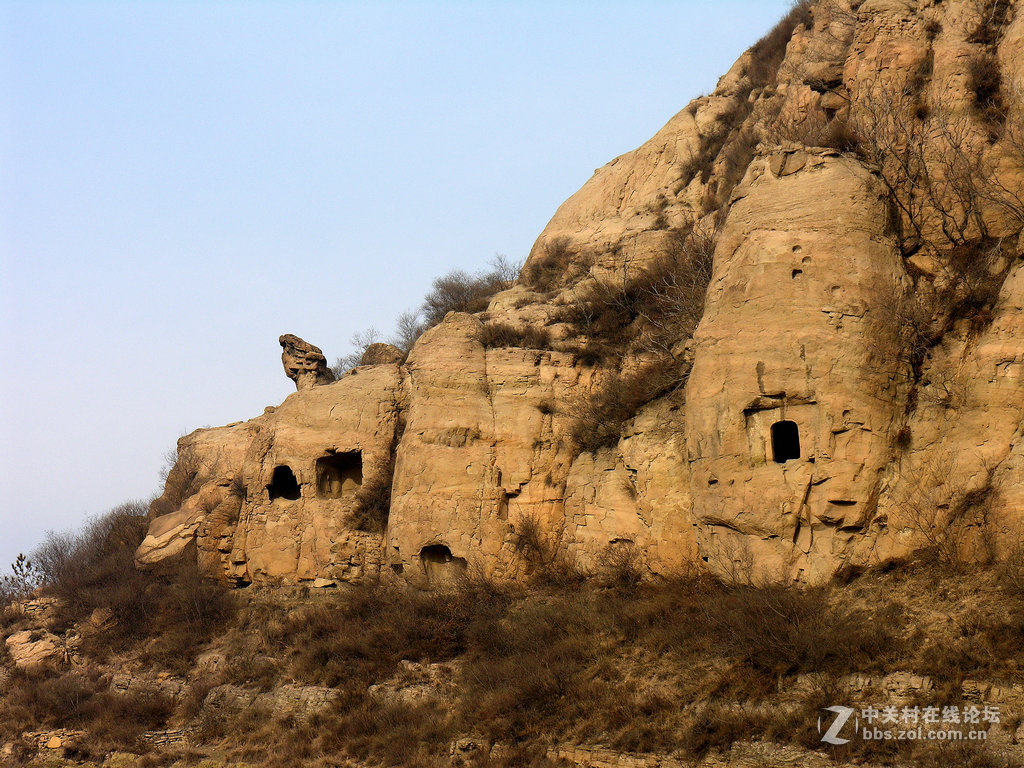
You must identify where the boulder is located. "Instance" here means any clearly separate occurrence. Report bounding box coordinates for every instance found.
[360,342,405,366]
[5,630,65,669]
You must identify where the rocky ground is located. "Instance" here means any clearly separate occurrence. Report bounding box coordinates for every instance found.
[3,539,1024,767]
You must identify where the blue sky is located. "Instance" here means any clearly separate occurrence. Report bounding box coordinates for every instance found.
[0,0,794,568]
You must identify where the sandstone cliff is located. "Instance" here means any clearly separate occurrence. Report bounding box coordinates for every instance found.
[138,0,1023,586]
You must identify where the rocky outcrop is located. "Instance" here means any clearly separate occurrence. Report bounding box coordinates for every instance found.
[138,0,1022,586]
[360,342,405,366]
[279,333,334,390]
[685,148,908,583]
[5,630,66,669]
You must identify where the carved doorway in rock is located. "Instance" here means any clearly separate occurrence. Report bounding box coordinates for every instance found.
[771,420,801,463]
[267,465,301,501]
[316,451,363,499]
[419,544,466,587]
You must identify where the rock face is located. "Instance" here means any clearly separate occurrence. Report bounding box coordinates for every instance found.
[685,149,907,583]
[5,630,66,669]
[139,0,1023,585]
[279,334,334,390]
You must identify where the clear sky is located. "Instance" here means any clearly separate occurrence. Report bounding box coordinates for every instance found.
[0,0,794,569]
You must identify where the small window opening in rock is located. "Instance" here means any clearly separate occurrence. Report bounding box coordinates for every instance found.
[316,451,363,499]
[771,420,801,463]
[267,465,301,501]
[792,268,803,279]
[420,544,467,586]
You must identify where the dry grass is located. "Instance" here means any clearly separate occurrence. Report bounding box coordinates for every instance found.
[565,359,680,453]
[480,321,552,350]
[0,668,174,757]
[522,237,576,293]
[747,0,813,89]
[30,504,234,671]
[8,541,1021,767]
[766,110,862,152]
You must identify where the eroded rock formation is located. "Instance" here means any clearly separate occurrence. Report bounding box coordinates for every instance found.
[138,0,1023,585]
[279,334,334,390]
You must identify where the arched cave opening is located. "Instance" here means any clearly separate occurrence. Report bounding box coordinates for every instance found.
[316,451,363,499]
[267,465,301,501]
[771,420,801,463]
[419,544,467,585]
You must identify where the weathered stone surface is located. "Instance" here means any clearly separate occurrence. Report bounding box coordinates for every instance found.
[135,508,201,566]
[388,313,589,581]
[367,660,459,706]
[685,151,908,584]
[279,333,334,390]
[227,362,405,583]
[360,342,405,366]
[5,630,65,669]
[202,683,337,720]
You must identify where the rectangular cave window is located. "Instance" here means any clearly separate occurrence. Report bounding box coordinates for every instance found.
[316,451,363,499]
[267,465,301,501]
[771,420,801,463]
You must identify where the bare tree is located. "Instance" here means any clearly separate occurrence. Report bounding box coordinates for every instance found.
[391,310,427,353]
[330,327,382,377]
[893,450,996,568]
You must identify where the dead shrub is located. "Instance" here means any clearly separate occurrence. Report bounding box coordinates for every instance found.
[392,309,428,353]
[350,472,392,533]
[331,326,383,377]
[766,110,861,152]
[968,54,1003,124]
[700,584,898,675]
[747,0,813,88]
[945,237,1012,332]
[703,126,761,212]
[967,0,1014,46]
[32,503,234,668]
[140,562,235,673]
[151,446,205,518]
[522,237,576,293]
[349,416,403,533]
[566,360,680,453]
[480,322,552,350]
[0,668,173,753]
[596,541,644,591]
[562,223,713,357]
[512,514,586,587]
[998,540,1024,599]
[422,254,519,327]
[894,451,997,569]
